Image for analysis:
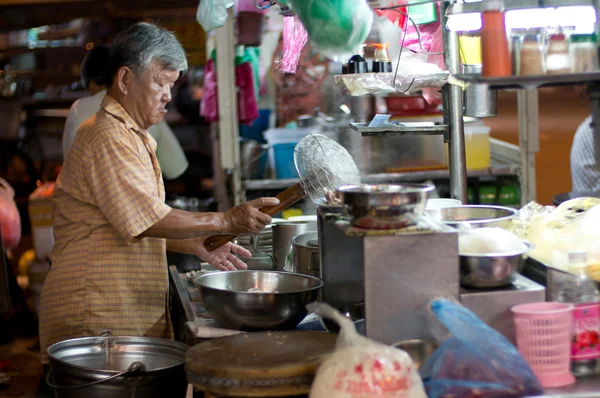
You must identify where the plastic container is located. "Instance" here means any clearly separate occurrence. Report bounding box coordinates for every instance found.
[512,302,576,388]
[519,34,545,76]
[263,127,315,179]
[464,122,491,170]
[546,33,570,75]
[570,33,599,73]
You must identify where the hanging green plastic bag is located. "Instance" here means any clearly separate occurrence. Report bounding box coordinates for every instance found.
[284,0,373,61]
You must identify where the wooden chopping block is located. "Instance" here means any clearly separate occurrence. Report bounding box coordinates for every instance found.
[185,331,337,397]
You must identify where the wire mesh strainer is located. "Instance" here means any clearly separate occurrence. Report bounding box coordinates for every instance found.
[204,134,360,252]
[294,134,360,204]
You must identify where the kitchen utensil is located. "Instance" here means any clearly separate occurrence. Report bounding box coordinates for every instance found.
[185,331,337,397]
[391,339,438,370]
[204,134,360,251]
[273,221,316,271]
[426,205,517,229]
[240,138,269,179]
[47,334,188,398]
[460,242,532,288]
[512,302,576,388]
[192,270,323,330]
[462,64,498,118]
[289,232,320,278]
[337,183,434,229]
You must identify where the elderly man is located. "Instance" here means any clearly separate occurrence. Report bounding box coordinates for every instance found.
[63,45,189,180]
[39,22,278,364]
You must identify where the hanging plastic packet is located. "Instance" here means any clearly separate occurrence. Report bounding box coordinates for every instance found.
[284,0,373,61]
[196,0,234,32]
[279,15,308,74]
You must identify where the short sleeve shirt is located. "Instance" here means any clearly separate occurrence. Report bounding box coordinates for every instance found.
[39,95,173,363]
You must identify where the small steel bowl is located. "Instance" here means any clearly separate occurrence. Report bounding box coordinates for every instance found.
[460,242,532,288]
[426,205,517,229]
[193,271,323,331]
[391,339,438,370]
[337,184,434,230]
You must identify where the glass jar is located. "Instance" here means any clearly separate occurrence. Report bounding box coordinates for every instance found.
[546,33,571,75]
[519,33,545,76]
[570,33,599,73]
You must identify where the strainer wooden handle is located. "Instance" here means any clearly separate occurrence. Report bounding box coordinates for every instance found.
[203,183,305,252]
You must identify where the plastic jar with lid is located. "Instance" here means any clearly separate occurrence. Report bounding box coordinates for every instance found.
[519,33,545,76]
[546,33,571,75]
[570,33,599,73]
[481,0,511,77]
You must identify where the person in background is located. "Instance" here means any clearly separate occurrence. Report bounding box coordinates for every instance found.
[63,45,189,180]
[571,114,600,192]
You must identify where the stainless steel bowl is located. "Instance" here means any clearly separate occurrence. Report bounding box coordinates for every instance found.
[392,339,438,370]
[337,184,434,229]
[192,271,323,331]
[460,242,531,288]
[426,205,517,229]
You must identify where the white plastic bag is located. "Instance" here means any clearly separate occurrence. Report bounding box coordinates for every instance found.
[308,302,427,398]
[196,0,234,32]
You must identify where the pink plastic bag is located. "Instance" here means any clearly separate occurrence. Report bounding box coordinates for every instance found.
[235,0,268,14]
[279,15,308,74]
[422,24,444,105]
[0,178,21,251]
[237,62,259,125]
[200,58,219,123]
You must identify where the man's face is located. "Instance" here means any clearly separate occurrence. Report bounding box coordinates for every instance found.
[127,59,180,130]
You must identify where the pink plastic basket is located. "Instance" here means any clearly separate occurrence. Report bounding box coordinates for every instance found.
[511,302,576,388]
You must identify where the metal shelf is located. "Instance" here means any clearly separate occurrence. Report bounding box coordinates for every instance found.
[446,0,595,14]
[455,73,600,90]
[350,122,449,138]
[242,162,520,191]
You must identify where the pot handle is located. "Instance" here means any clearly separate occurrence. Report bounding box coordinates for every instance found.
[46,361,144,390]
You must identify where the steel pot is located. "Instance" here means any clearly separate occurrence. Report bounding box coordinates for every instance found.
[426,205,517,229]
[240,139,269,180]
[337,184,434,229]
[289,232,320,278]
[47,333,188,398]
[272,221,317,271]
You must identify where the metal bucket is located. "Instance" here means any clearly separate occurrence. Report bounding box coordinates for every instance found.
[47,334,188,398]
[272,221,317,271]
[290,232,320,278]
[463,64,498,118]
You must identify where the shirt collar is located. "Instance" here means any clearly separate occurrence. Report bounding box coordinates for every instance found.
[100,94,146,136]
[100,94,157,151]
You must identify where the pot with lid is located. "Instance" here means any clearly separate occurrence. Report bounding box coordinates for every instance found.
[288,232,320,278]
[46,333,188,398]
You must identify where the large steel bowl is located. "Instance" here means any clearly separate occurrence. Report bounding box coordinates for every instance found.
[426,205,517,229]
[460,242,532,288]
[192,271,323,331]
[337,183,434,229]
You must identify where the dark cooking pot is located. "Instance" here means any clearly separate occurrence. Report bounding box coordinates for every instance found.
[47,333,188,398]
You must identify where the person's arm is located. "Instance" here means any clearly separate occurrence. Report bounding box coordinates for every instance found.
[62,101,81,161]
[152,121,189,180]
[85,135,278,243]
[166,237,251,271]
[140,197,277,239]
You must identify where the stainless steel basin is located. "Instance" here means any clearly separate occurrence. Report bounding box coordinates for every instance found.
[192,271,323,331]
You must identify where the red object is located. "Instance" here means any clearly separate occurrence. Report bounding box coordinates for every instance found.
[200,58,219,123]
[481,10,511,77]
[236,62,259,125]
[0,178,21,251]
[385,95,440,116]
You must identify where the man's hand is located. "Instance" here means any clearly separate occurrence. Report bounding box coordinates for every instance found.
[192,238,251,271]
[223,197,280,235]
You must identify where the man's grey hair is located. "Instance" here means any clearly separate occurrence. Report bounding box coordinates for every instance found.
[107,22,188,87]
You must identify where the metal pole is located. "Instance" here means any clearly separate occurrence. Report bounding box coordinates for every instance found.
[517,89,539,205]
[215,7,244,206]
[440,2,468,203]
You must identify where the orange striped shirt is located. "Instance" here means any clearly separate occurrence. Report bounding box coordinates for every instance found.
[39,95,173,363]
